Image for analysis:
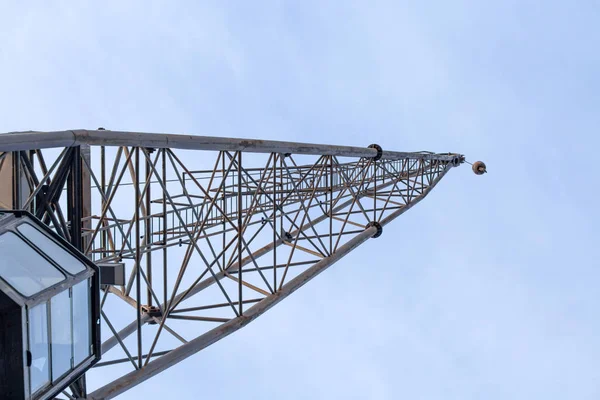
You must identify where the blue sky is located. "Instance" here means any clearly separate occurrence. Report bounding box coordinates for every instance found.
[1,1,599,399]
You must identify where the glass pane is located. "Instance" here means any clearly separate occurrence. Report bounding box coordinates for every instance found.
[0,232,65,296]
[73,279,91,365]
[29,302,50,394]
[18,223,86,275]
[51,290,72,381]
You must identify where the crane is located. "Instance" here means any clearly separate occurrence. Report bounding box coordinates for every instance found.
[0,129,484,399]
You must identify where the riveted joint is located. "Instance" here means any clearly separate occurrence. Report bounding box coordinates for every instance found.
[142,305,162,324]
[451,155,463,167]
[283,231,293,242]
[368,144,383,161]
[365,221,383,238]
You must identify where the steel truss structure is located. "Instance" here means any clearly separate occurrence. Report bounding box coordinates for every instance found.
[0,130,464,399]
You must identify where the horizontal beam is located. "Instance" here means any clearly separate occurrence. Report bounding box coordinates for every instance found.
[0,130,461,162]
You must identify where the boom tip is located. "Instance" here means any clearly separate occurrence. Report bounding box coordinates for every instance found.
[472,161,487,175]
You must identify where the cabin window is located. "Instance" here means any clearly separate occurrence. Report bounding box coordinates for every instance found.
[18,223,86,275]
[50,290,72,381]
[26,281,92,392]
[0,232,65,297]
[28,303,50,394]
[73,279,92,365]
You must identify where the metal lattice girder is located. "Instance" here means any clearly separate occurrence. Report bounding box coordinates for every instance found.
[0,130,463,399]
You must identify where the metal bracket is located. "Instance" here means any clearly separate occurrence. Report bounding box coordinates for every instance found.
[368,144,383,161]
[365,221,383,238]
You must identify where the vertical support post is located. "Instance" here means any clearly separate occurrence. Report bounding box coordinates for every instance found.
[67,145,88,398]
[373,159,377,222]
[279,154,283,247]
[68,146,83,251]
[146,148,153,307]
[0,152,28,211]
[101,146,107,259]
[80,144,92,251]
[162,149,168,308]
[0,153,14,210]
[329,156,333,254]
[272,153,277,291]
[135,147,142,368]
[221,152,226,271]
[12,151,22,209]
[237,151,243,315]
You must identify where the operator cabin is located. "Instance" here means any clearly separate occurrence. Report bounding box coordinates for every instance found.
[0,210,100,400]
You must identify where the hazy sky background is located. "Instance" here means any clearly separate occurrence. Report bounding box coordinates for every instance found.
[1,1,599,399]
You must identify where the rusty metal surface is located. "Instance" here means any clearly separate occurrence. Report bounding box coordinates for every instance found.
[472,161,487,175]
[0,130,460,162]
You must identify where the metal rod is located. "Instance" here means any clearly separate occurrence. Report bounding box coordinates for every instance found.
[94,350,171,369]
[101,311,138,371]
[237,151,243,315]
[101,146,107,259]
[146,148,153,307]
[135,147,142,368]
[162,149,168,308]
[272,153,277,290]
[0,129,461,163]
